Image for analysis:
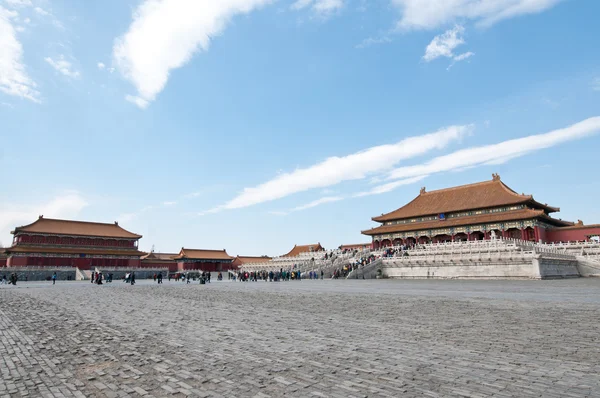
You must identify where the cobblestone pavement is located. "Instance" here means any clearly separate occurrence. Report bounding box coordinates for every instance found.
[1,279,599,397]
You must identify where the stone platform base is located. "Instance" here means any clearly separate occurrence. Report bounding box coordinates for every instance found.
[383,256,580,280]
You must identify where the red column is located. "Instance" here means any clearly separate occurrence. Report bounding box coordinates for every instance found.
[533,227,539,242]
[520,228,525,241]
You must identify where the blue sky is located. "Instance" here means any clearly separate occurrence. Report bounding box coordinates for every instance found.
[1,0,599,256]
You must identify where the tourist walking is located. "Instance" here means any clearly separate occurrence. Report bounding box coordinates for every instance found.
[10,273,17,285]
[157,272,163,284]
[52,272,57,285]
[1,274,6,285]
[130,272,136,285]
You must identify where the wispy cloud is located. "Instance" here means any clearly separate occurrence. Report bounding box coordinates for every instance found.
[0,6,40,102]
[0,193,88,245]
[33,6,49,16]
[386,117,600,183]
[452,51,474,62]
[292,196,344,211]
[355,35,391,49]
[541,97,559,109]
[4,0,33,7]
[97,62,105,70]
[423,25,474,67]
[125,94,149,109]
[114,0,273,108]
[212,125,472,212]
[292,0,344,16]
[268,196,344,216]
[353,176,427,197]
[593,78,600,91]
[393,0,563,31]
[117,205,154,223]
[44,55,80,78]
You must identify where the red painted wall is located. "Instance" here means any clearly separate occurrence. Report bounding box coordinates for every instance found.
[537,227,548,243]
[546,227,600,242]
[7,256,143,269]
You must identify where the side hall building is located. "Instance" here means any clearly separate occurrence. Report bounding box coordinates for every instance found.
[6,216,146,269]
[362,174,600,248]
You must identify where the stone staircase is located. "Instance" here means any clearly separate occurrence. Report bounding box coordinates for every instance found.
[346,258,383,280]
[76,268,91,281]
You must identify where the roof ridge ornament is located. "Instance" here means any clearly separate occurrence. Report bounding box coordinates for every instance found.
[492,173,501,181]
[420,187,426,194]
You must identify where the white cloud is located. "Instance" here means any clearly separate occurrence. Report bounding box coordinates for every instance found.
[291,0,313,10]
[33,6,49,16]
[163,201,177,206]
[114,0,274,108]
[214,124,472,211]
[593,78,600,91]
[4,0,33,7]
[0,6,40,102]
[97,62,105,70]
[386,117,600,182]
[355,35,391,49]
[292,196,344,211]
[393,0,563,31]
[0,193,88,245]
[44,55,80,78]
[453,51,474,62]
[125,94,149,109]
[292,0,343,15]
[423,25,468,62]
[268,195,344,217]
[353,176,427,197]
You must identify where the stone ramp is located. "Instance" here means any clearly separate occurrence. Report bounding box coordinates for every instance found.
[577,257,600,277]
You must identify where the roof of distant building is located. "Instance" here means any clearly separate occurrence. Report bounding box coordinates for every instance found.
[11,216,142,239]
[141,252,178,261]
[174,248,233,261]
[372,174,559,222]
[363,208,572,236]
[282,243,324,257]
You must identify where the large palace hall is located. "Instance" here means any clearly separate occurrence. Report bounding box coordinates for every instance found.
[362,174,600,249]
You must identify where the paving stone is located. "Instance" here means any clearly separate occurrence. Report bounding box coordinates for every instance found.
[1,279,600,397]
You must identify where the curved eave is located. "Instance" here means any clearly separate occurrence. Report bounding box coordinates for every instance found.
[528,198,560,213]
[362,209,554,236]
[11,227,142,239]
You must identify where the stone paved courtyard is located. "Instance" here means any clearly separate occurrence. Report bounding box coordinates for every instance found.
[1,279,599,398]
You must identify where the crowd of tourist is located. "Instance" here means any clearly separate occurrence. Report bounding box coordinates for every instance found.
[235,269,325,282]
